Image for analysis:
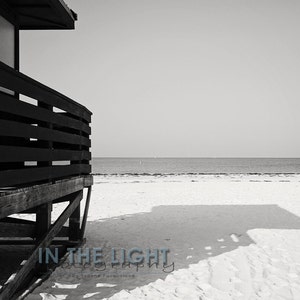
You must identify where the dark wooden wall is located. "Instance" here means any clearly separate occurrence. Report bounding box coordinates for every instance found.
[0,62,92,188]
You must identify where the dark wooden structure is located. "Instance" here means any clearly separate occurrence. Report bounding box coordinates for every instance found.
[0,1,92,299]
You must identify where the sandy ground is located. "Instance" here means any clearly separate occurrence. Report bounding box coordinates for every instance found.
[24,174,300,299]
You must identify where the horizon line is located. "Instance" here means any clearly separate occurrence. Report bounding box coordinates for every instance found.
[91,157,300,159]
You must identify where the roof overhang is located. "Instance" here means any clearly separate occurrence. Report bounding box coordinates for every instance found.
[4,0,77,30]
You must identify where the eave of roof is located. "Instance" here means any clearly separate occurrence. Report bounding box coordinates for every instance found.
[4,0,77,30]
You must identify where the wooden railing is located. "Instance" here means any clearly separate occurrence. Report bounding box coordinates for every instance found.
[0,61,92,188]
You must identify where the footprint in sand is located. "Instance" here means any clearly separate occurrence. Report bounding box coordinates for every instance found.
[40,293,68,300]
[83,292,101,298]
[230,233,240,243]
[52,283,80,289]
[204,246,213,256]
[96,283,116,288]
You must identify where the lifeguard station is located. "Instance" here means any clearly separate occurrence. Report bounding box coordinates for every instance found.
[0,1,92,299]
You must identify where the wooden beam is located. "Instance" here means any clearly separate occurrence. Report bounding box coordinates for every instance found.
[0,146,91,162]
[0,221,35,238]
[0,119,91,147]
[0,217,34,225]
[84,175,93,187]
[0,191,83,300]
[0,164,91,188]
[0,176,91,219]
[80,186,92,239]
[0,239,78,246]
[0,92,91,134]
[20,191,81,211]
[36,202,52,272]
[0,62,92,122]
[0,224,69,239]
[36,203,52,238]
[21,193,79,212]
[69,202,80,241]
[52,192,85,204]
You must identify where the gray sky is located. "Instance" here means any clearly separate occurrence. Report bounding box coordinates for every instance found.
[20,0,300,157]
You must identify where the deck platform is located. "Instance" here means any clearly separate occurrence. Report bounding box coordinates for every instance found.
[0,62,93,299]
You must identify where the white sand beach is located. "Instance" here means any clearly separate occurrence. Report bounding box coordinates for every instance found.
[26,174,300,299]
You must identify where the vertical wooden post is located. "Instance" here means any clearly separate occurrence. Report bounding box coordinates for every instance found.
[80,186,92,239]
[36,203,51,272]
[14,24,20,100]
[36,102,53,272]
[69,197,81,242]
[69,116,83,242]
[37,101,53,166]
[36,203,52,238]
[71,116,83,173]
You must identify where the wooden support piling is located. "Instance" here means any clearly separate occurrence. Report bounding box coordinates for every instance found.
[0,61,93,299]
[0,191,83,300]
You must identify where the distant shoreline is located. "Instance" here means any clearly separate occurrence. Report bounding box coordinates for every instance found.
[92,172,300,176]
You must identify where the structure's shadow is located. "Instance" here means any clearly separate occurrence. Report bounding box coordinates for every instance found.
[36,204,300,299]
[0,245,34,286]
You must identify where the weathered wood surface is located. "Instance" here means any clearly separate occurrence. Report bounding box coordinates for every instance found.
[0,120,91,146]
[0,176,92,219]
[0,165,91,188]
[0,62,91,122]
[0,191,83,300]
[0,146,91,162]
[0,63,92,188]
[0,20,93,298]
[0,93,91,134]
[0,217,36,238]
[0,221,69,238]
[80,186,92,239]
[69,202,81,241]
[0,239,78,246]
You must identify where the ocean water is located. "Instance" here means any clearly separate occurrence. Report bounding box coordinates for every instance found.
[92,158,300,174]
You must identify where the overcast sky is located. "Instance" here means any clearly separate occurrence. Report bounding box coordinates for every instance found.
[20,0,300,157]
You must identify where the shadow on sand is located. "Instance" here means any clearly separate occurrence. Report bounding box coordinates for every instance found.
[25,204,300,299]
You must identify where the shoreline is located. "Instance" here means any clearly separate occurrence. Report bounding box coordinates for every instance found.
[92,172,300,176]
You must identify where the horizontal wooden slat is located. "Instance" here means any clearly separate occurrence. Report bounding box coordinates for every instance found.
[0,61,92,122]
[0,93,91,135]
[0,64,92,190]
[0,175,92,218]
[0,217,34,225]
[0,165,91,188]
[0,222,35,238]
[0,217,69,238]
[0,119,91,147]
[0,146,91,162]
[0,218,37,238]
[0,240,80,246]
[20,192,88,212]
